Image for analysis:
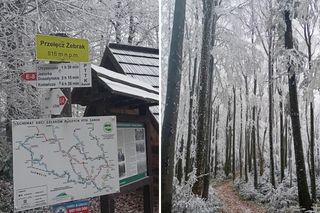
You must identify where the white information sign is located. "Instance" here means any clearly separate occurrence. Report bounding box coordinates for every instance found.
[36,63,91,88]
[117,123,147,186]
[41,89,68,115]
[12,116,119,212]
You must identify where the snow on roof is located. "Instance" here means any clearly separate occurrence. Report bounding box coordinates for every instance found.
[109,44,159,89]
[92,64,158,102]
[108,44,159,122]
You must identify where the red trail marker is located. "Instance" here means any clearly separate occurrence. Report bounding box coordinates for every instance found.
[20,72,37,81]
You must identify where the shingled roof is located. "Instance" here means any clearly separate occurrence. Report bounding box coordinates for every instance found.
[100,43,159,122]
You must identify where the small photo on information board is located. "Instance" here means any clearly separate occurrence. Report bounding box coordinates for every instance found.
[117,123,147,186]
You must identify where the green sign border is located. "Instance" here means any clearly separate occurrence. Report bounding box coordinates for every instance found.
[119,172,147,186]
[117,123,144,128]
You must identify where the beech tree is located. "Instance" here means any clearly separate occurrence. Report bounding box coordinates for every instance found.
[296,0,319,202]
[192,0,214,197]
[161,0,186,211]
[283,2,312,210]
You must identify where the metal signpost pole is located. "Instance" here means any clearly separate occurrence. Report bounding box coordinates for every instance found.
[51,33,71,118]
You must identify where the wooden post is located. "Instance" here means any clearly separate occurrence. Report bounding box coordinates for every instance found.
[144,112,154,213]
[100,195,115,213]
[144,184,153,212]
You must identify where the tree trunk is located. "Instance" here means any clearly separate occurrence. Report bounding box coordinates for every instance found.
[259,128,267,176]
[244,76,249,182]
[245,131,248,182]
[214,106,220,178]
[114,1,122,43]
[284,9,312,211]
[317,147,320,176]
[228,125,232,176]
[310,102,316,202]
[252,76,257,188]
[224,99,231,177]
[284,114,288,168]
[176,138,184,184]
[185,57,198,182]
[280,96,285,182]
[268,38,276,188]
[239,89,243,179]
[211,109,217,173]
[192,0,214,196]
[232,86,236,181]
[265,0,276,189]
[257,108,261,176]
[161,0,186,211]
[304,18,316,202]
[248,123,252,173]
[202,58,215,199]
[128,15,135,44]
[203,7,218,196]
[289,122,293,187]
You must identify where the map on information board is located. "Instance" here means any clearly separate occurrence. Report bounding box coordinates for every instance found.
[12,116,119,212]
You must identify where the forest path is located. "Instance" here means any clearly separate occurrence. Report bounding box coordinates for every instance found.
[215,180,266,213]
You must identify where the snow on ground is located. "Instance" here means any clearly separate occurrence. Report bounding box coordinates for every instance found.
[172,172,223,213]
[0,179,13,213]
[233,171,308,212]
[173,186,222,213]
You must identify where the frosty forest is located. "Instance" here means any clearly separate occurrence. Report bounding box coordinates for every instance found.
[162,0,320,212]
[0,0,158,212]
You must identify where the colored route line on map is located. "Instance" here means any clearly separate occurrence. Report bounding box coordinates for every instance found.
[16,123,114,192]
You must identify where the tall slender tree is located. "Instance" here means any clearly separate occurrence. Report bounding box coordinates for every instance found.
[267,0,276,188]
[161,0,186,211]
[243,74,249,182]
[300,1,317,201]
[185,57,198,182]
[224,98,231,177]
[250,0,258,187]
[284,5,312,211]
[192,0,214,197]
[279,89,285,182]
[232,86,236,181]
[214,106,220,178]
[239,88,243,179]
[252,73,258,188]
[203,0,219,196]
[255,0,276,187]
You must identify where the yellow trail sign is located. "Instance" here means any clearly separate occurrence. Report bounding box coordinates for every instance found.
[35,34,89,62]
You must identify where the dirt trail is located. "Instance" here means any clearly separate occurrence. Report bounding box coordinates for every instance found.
[215,180,266,213]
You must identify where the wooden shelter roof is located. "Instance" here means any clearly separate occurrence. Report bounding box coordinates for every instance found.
[100,43,159,122]
[71,65,158,108]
